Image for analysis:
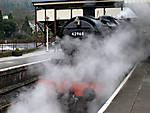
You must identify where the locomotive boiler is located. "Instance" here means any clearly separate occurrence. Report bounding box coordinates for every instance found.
[58,15,120,57]
[59,15,120,39]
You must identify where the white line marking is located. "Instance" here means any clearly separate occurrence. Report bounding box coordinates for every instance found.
[0,59,50,72]
[3,62,14,64]
[98,65,137,113]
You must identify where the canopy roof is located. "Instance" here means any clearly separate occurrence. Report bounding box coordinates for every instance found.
[32,0,67,2]
[32,0,122,2]
[32,0,124,9]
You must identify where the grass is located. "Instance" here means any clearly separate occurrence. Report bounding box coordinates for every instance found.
[0,48,38,58]
[0,51,12,58]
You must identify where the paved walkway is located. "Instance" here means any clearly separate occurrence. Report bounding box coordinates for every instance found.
[0,48,63,69]
[104,62,150,113]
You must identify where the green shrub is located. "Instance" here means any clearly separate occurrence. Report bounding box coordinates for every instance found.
[15,48,20,51]
[0,48,38,58]
[0,51,12,58]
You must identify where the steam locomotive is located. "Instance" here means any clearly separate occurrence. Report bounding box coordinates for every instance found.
[39,15,122,113]
[59,15,120,38]
[58,15,121,57]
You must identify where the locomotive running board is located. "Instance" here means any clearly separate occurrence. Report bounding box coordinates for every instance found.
[98,64,137,113]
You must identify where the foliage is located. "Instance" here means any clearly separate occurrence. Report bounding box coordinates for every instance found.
[0,20,4,37]
[0,0,33,13]
[8,13,13,19]
[0,31,4,38]
[0,10,17,38]
[21,16,33,35]
[0,8,34,40]
[15,48,20,51]
[0,10,2,22]
[12,6,33,28]
[0,21,4,38]
[0,20,17,38]
[0,48,38,58]
[0,51,12,58]
[0,0,33,31]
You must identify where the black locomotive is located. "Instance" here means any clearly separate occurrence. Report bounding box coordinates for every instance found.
[59,15,120,39]
[57,15,121,57]
[45,16,126,113]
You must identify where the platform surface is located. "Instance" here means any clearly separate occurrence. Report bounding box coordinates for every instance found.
[0,49,62,69]
[104,62,150,113]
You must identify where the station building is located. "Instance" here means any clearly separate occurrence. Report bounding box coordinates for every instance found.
[32,0,150,47]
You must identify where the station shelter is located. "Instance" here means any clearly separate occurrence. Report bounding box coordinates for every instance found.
[32,0,124,47]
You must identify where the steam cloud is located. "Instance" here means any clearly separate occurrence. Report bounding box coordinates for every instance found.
[7,3,150,113]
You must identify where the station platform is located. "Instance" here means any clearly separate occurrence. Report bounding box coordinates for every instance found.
[104,62,150,113]
[0,48,62,70]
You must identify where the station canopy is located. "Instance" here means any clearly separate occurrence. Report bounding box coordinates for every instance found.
[32,0,124,9]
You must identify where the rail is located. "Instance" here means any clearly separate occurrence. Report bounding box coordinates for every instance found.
[0,103,11,113]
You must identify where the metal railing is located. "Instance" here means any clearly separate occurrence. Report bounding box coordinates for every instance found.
[0,40,36,52]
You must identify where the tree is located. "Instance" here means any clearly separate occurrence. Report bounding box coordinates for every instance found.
[1,20,16,38]
[21,16,32,35]
[0,22,4,38]
[0,10,4,38]
[0,10,2,22]
[8,13,13,19]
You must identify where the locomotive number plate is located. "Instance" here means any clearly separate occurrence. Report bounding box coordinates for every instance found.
[71,31,85,37]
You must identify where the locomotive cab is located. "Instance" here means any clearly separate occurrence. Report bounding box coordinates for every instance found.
[97,16,120,36]
[99,16,119,28]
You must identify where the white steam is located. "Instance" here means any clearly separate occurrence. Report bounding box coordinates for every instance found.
[8,85,62,113]
[7,3,150,113]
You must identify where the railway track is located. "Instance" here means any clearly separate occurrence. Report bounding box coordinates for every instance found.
[0,65,136,113]
[0,82,37,113]
[0,104,10,113]
[0,93,13,113]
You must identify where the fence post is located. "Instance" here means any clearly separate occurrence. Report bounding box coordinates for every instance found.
[0,40,1,52]
[16,40,17,50]
[2,40,3,52]
[13,40,14,50]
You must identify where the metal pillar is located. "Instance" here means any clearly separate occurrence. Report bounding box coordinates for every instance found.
[54,9,57,40]
[44,9,49,51]
[46,25,49,51]
[104,8,106,15]
[71,9,73,18]
[121,4,124,11]
[44,9,47,47]
[35,7,38,48]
